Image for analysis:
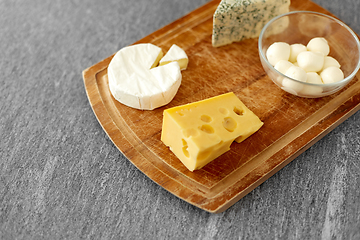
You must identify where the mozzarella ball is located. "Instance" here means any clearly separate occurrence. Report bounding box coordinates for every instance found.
[300,72,323,95]
[281,84,299,95]
[275,76,284,85]
[285,66,308,82]
[274,60,293,75]
[320,67,344,83]
[289,44,307,63]
[307,37,330,56]
[322,56,341,70]
[266,42,291,66]
[306,72,323,84]
[281,66,307,93]
[282,78,304,93]
[297,51,324,72]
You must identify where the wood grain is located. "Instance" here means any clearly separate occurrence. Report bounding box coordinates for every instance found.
[82,0,360,213]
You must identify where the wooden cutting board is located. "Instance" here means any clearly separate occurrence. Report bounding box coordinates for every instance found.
[82,0,360,213]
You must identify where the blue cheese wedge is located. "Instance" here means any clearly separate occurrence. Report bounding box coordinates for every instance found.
[212,0,290,47]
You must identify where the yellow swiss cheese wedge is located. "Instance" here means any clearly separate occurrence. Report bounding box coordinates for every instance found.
[161,92,263,171]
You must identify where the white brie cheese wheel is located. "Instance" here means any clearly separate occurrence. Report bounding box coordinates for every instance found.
[159,44,188,70]
[108,43,182,110]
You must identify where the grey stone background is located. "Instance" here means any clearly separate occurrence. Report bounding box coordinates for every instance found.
[1,0,360,239]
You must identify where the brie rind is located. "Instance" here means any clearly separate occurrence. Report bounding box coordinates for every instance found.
[159,44,188,70]
[108,43,182,110]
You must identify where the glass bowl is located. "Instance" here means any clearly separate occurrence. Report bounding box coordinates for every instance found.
[258,11,360,98]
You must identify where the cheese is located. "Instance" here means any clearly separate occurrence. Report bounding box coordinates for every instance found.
[159,44,188,70]
[161,92,263,171]
[268,38,344,95]
[108,43,182,110]
[306,37,330,56]
[266,42,290,66]
[274,60,293,75]
[289,44,307,63]
[297,51,324,72]
[320,67,344,84]
[299,72,323,95]
[322,56,341,70]
[212,0,290,47]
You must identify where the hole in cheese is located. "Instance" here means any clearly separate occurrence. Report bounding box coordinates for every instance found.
[183,129,198,138]
[233,106,244,116]
[200,115,212,123]
[199,125,214,134]
[182,139,190,158]
[223,117,237,132]
[235,135,244,142]
[196,140,224,162]
[219,107,228,115]
[196,149,211,162]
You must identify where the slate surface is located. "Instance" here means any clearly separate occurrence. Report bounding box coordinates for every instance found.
[1,0,360,239]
